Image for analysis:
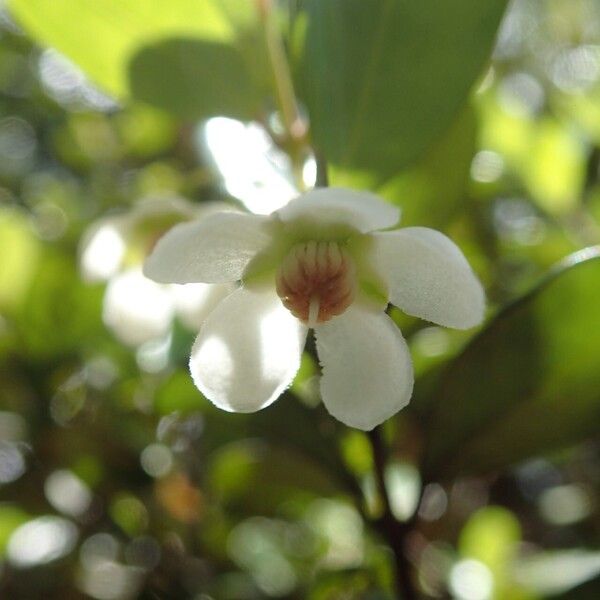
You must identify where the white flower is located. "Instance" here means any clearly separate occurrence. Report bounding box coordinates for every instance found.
[144,188,485,430]
[199,117,316,215]
[79,197,234,347]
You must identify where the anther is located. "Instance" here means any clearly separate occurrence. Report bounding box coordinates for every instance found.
[276,241,356,324]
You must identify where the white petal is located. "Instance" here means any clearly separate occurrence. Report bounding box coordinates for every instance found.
[144,212,273,284]
[190,287,307,413]
[103,269,174,346]
[170,282,234,330]
[201,117,299,215]
[275,187,400,233]
[315,305,413,431]
[372,227,485,329]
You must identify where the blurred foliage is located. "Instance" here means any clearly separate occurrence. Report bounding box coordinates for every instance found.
[420,248,600,479]
[0,0,599,599]
[8,0,271,119]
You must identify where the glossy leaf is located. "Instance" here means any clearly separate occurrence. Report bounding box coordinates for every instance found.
[294,0,508,179]
[420,247,600,479]
[129,38,261,120]
[8,0,268,119]
[328,107,477,230]
[380,107,477,228]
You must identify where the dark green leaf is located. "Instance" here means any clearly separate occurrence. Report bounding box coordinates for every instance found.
[129,38,261,121]
[419,247,600,479]
[333,106,477,229]
[207,439,339,514]
[378,107,476,228]
[294,0,508,179]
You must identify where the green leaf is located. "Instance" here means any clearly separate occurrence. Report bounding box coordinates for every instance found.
[0,208,40,312]
[18,252,103,359]
[294,0,507,179]
[246,395,362,498]
[420,246,600,479]
[326,107,477,230]
[460,506,520,563]
[0,505,29,555]
[380,107,477,228]
[154,371,207,415]
[207,439,339,514]
[129,38,261,120]
[9,0,268,120]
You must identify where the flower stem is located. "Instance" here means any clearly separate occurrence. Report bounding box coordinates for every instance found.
[317,154,417,597]
[316,151,329,187]
[256,0,306,143]
[368,427,418,600]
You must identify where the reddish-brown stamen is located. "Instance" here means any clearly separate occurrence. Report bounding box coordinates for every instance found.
[275,241,356,325]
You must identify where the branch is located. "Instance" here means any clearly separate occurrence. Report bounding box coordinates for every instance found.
[368,427,418,600]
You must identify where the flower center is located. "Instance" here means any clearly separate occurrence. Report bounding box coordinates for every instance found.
[275,240,356,326]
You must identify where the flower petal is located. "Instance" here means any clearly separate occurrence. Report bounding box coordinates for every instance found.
[371,227,485,329]
[315,305,413,431]
[144,212,273,284]
[170,282,234,330]
[190,287,307,413]
[202,117,299,215]
[275,187,400,233]
[103,269,174,346]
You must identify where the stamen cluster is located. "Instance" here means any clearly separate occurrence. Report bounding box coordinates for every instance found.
[275,240,356,325]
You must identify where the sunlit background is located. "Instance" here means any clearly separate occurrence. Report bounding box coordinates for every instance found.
[0,0,600,598]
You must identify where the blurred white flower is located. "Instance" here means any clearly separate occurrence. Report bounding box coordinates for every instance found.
[79,197,234,346]
[199,117,316,215]
[102,268,175,347]
[144,188,485,430]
